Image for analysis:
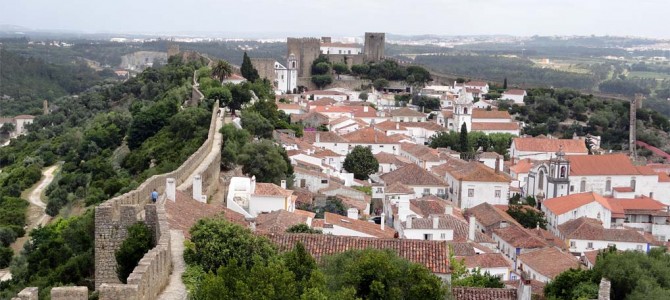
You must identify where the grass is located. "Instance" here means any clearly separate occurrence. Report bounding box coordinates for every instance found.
[628,71,670,80]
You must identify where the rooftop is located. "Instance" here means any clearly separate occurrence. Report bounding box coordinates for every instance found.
[517,247,581,279]
[558,217,649,243]
[471,122,520,131]
[512,137,588,154]
[254,183,293,197]
[324,212,396,238]
[472,109,512,119]
[390,107,426,117]
[267,233,450,274]
[381,164,448,187]
[459,253,511,269]
[492,226,548,249]
[543,192,612,215]
[342,127,399,144]
[567,154,656,176]
[467,203,520,228]
[256,210,309,234]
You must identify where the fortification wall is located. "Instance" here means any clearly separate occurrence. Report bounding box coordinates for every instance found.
[12,286,88,300]
[95,100,221,298]
[326,54,365,69]
[297,77,370,91]
[251,58,277,82]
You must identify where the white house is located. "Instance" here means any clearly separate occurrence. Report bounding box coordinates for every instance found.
[319,212,396,238]
[389,107,427,123]
[558,217,652,253]
[305,90,349,102]
[341,127,401,155]
[492,225,548,264]
[277,103,302,115]
[398,215,454,241]
[431,160,511,209]
[459,253,512,281]
[380,164,449,198]
[516,247,582,283]
[320,42,362,55]
[501,89,527,104]
[510,137,588,163]
[463,81,490,94]
[541,192,613,235]
[222,73,247,85]
[226,176,295,218]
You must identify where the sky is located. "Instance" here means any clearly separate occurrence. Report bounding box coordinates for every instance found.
[0,0,668,39]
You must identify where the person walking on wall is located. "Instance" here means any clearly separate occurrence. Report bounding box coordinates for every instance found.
[151,189,159,203]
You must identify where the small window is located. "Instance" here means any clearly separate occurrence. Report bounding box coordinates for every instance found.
[440,233,446,239]
[376,188,383,193]
[587,242,594,249]
[423,188,430,195]
[468,189,475,197]
[570,185,574,192]
[438,189,444,195]
[631,178,636,191]
[321,179,328,184]
[570,241,576,248]
[580,178,586,192]
[424,234,432,240]
[605,178,611,192]
[495,190,501,198]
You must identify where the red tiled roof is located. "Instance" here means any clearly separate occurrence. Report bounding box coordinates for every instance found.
[465,81,488,87]
[390,107,426,117]
[165,191,245,239]
[325,212,396,238]
[375,120,407,131]
[543,192,612,215]
[386,182,414,194]
[512,137,588,154]
[492,226,548,249]
[567,154,650,176]
[254,183,293,197]
[267,233,451,273]
[459,253,511,269]
[509,159,533,174]
[302,131,347,143]
[558,217,649,243]
[342,127,400,144]
[451,287,516,300]
[434,161,511,183]
[312,149,341,158]
[374,152,412,166]
[471,122,519,131]
[613,187,634,192]
[517,247,582,280]
[381,164,448,187]
[256,210,309,233]
[472,109,511,119]
[307,90,347,96]
[503,89,526,96]
[468,203,520,228]
[402,122,446,131]
[410,196,453,217]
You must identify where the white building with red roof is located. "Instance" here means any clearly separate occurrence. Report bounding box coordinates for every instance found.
[558,217,654,253]
[440,88,520,135]
[304,90,349,101]
[510,136,588,162]
[501,89,527,104]
[320,42,362,55]
[226,176,295,218]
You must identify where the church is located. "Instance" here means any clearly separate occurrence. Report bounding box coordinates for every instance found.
[274,54,298,94]
[437,89,521,136]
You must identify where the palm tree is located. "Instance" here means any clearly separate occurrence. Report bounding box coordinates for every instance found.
[212,60,233,81]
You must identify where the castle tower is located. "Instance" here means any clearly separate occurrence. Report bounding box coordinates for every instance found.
[364,32,385,62]
[167,44,180,58]
[43,100,49,115]
[287,37,321,77]
[453,89,473,132]
[547,146,571,199]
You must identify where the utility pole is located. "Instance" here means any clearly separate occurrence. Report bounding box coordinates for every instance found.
[629,93,643,160]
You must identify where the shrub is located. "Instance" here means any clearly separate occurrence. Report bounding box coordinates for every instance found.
[115,222,154,283]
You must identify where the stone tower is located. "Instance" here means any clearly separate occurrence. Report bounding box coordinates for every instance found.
[167,44,180,58]
[43,100,49,115]
[547,146,571,199]
[364,32,385,62]
[287,37,321,77]
[287,54,298,93]
[453,89,473,132]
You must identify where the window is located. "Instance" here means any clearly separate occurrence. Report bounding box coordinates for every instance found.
[573,211,577,218]
[423,234,432,240]
[560,166,566,178]
[438,189,445,195]
[587,242,594,249]
[495,190,501,198]
[321,179,328,184]
[440,233,446,239]
[636,245,643,251]
[538,170,544,188]
[630,178,636,191]
[468,189,475,197]
[376,187,383,193]
[570,241,575,248]
[580,178,586,192]
[606,178,611,192]
[423,188,430,195]
[570,185,574,192]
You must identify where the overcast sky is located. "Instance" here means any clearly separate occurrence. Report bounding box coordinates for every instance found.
[1,0,668,39]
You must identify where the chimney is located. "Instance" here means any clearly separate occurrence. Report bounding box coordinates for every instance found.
[193,174,203,202]
[246,217,257,232]
[347,208,359,220]
[364,106,369,112]
[396,123,399,130]
[281,180,287,189]
[407,215,413,229]
[250,176,256,194]
[433,216,439,229]
[495,157,501,174]
[444,205,453,215]
[166,178,176,201]
[598,278,611,300]
[517,272,532,300]
[398,199,410,221]
[316,132,321,143]
[381,213,385,230]
[468,216,476,241]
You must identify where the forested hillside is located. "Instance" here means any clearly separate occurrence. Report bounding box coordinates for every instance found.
[0,48,117,116]
[0,56,212,298]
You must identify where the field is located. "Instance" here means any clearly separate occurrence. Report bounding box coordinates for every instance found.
[628,71,670,80]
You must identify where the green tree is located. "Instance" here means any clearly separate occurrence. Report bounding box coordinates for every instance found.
[0,123,15,135]
[204,86,233,103]
[459,123,469,153]
[351,64,370,76]
[220,124,251,170]
[241,52,260,82]
[311,75,333,89]
[343,146,379,180]
[506,205,547,229]
[373,78,389,91]
[286,224,322,234]
[116,222,154,283]
[226,83,253,114]
[332,63,349,79]
[503,77,508,89]
[450,250,504,288]
[359,92,369,101]
[284,242,321,295]
[241,110,274,139]
[0,246,12,268]
[237,140,293,184]
[212,60,234,81]
[321,248,447,300]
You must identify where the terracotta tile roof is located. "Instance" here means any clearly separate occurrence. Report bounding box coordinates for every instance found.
[543,192,612,215]
[567,154,648,176]
[165,191,245,239]
[558,217,649,243]
[277,103,301,110]
[607,196,668,213]
[386,182,414,194]
[459,253,511,269]
[442,110,454,118]
[302,131,347,143]
[325,212,396,238]
[613,187,634,192]
[402,122,446,131]
[451,287,516,300]
[311,219,325,228]
[374,120,407,131]
[434,161,511,183]
[509,159,533,174]
[517,247,581,280]
[309,98,337,106]
[480,152,503,159]
[254,183,293,197]
[256,210,309,234]
[468,203,520,228]
[528,227,567,250]
[374,152,412,166]
[312,149,341,158]
[447,242,494,256]
[658,172,670,182]
[472,109,511,119]
[442,215,494,243]
[581,249,600,266]
[512,137,588,154]
[293,188,314,205]
[335,195,369,212]
[400,142,443,162]
[503,89,526,96]
[410,197,451,217]
[307,90,347,96]
[381,164,448,187]
[267,233,451,273]
[390,107,426,117]
[504,280,545,296]
[465,81,488,87]
[471,122,520,131]
[492,226,548,249]
[342,127,399,144]
[294,209,316,219]
[350,106,378,118]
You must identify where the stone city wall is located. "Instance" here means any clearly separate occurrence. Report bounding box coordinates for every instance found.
[12,286,88,300]
[95,100,221,299]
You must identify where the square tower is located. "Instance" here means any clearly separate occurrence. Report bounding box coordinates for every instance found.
[364,32,385,62]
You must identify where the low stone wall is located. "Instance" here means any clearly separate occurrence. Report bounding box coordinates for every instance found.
[95,100,221,297]
[12,286,88,300]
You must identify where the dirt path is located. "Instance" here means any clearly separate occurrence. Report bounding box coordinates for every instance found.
[10,165,58,252]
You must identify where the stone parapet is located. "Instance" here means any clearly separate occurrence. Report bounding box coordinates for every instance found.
[51,286,88,300]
